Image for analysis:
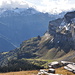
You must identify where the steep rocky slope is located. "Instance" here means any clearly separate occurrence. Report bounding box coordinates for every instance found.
[17,11,75,61]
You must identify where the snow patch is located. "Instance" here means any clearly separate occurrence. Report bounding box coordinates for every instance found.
[71,18,75,23]
[51,38,54,43]
[64,25,68,30]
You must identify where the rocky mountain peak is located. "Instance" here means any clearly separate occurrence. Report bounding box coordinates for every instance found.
[64,11,75,23]
[48,11,75,35]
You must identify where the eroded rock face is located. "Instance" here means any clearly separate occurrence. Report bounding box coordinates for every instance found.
[47,11,75,52]
[48,18,63,35]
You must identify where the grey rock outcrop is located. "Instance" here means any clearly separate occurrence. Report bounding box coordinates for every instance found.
[47,11,75,52]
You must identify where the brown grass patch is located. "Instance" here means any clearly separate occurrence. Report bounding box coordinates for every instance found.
[0,67,75,75]
[0,70,38,75]
[56,67,75,75]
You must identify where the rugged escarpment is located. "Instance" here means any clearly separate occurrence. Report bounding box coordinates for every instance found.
[19,11,75,60]
[43,11,75,60]
[0,11,75,67]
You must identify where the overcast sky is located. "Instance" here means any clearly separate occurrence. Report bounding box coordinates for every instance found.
[0,0,75,14]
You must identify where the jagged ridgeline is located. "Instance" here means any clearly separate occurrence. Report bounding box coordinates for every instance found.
[0,11,75,72]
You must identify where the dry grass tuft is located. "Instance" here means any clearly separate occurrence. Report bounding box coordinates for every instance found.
[56,67,75,75]
[0,70,38,75]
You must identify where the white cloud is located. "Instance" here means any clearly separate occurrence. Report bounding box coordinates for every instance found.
[34,0,75,14]
[0,0,31,9]
[0,0,75,14]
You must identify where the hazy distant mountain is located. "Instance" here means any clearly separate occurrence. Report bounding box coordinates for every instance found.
[0,22,16,51]
[0,7,65,52]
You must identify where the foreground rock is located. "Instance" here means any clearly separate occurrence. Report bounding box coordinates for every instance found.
[38,61,75,75]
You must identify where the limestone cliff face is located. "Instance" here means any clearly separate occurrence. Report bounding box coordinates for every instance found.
[47,11,75,52]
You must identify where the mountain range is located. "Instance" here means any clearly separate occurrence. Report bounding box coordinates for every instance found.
[0,7,65,52]
[0,11,75,68]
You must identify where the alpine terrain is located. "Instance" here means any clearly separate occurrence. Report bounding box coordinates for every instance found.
[0,11,75,72]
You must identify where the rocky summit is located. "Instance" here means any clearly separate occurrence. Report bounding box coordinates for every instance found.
[0,11,75,67]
